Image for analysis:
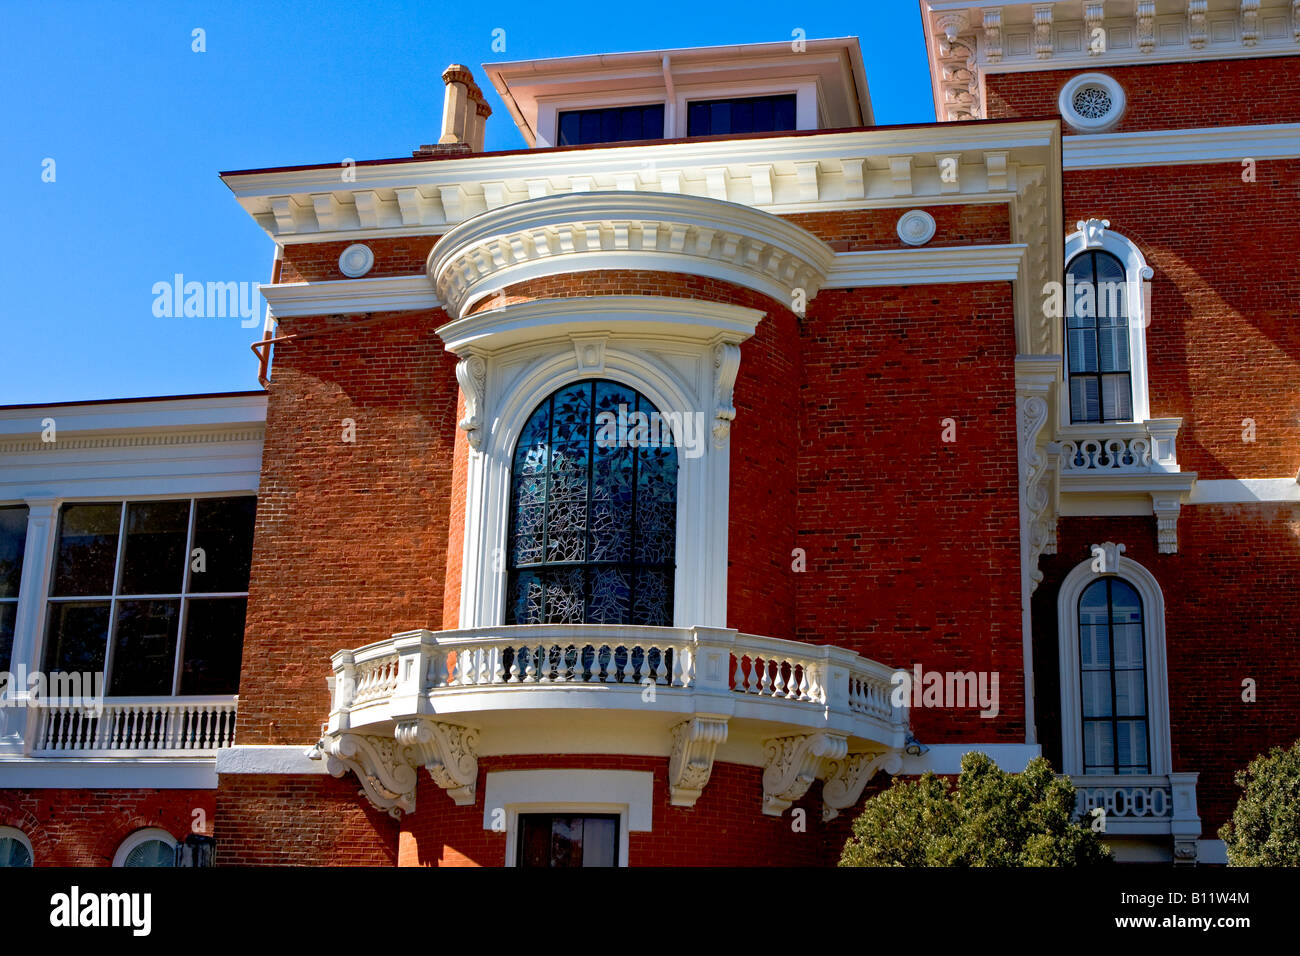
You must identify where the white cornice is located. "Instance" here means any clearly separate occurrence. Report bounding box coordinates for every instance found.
[1064,122,1300,168]
[427,191,836,319]
[825,243,1027,286]
[261,274,441,318]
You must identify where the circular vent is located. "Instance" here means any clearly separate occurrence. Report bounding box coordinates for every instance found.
[1059,73,1126,133]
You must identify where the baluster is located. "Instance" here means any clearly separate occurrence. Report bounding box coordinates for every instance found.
[478,647,491,685]
[797,664,810,701]
[733,655,744,692]
[492,646,505,684]
[647,647,661,685]
[758,658,771,696]
[595,644,607,683]
[772,660,787,698]
[672,646,686,687]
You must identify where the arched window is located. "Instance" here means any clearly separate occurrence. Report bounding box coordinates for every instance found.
[1078,577,1149,774]
[113,827,177,867]
[0,827,33,867]
[1066,249,1132,424]
[507,380,677,626]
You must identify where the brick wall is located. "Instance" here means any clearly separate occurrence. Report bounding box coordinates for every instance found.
[215,773,398,866]
[785,203,1011,250]
[985,56,1300,132]
[795,282,1026,740]
[1033,505,1300,835]
[0,788,211,866]
[278,236,441,284]
[1065,160,1300,480]
[236,309,460,743]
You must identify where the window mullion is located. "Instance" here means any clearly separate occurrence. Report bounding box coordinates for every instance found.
[101,503,129,696]
[171,499,198,697]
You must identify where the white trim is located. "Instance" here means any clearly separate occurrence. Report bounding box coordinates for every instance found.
[0,757,219,789]
[0,826,34,866]
[113,827,177,868]
[1063,222,1153,426]
[1058,73,1126,134]
[261,275,440,318]
[338,243,375,278]
[215,745,329,775]
[898,743,1041,775]
[483,769,653,867]
[825,243,1026,287]
[1064,123,1300,170]
[1187,477,1300,503]
[1057,548,1172,776]
[450,298,757,631]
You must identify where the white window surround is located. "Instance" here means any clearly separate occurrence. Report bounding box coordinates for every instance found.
[0,826,33,866]
[112,827,177,868]
[1056,544,1172,777]
[446,296,763,630]
[482,769,653,867]
[1063,219,1154,428]
[1058,72,1127,134]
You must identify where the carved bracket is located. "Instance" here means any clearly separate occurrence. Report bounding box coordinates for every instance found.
[821,748,904,821]
[712,341,742,447]
[456,354,487,451]
[761,732,848,816]
[309,718,481,817]
[396,718,480,806]
[668,716,729,807]
[1017,377,1059,594]
[1151,495,1183,554]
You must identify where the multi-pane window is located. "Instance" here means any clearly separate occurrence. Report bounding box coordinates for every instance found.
[507,380,676,627]
[1079,577,1150,774]
[556,104,665,146]
[517,814,618,867]
[42,497,256,696]
[1066,250,1133,423]
[687,93,797,137]
[0,506,29,673]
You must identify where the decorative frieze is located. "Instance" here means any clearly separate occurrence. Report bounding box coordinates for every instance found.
[935,15,980,121]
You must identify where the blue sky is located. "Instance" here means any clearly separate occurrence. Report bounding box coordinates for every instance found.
[0,0,935,405]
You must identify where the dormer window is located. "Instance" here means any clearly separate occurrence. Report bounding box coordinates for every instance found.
[686,93,797,137]
[557,104,665,147]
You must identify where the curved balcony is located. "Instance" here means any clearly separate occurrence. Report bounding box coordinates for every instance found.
[312,625,909,820]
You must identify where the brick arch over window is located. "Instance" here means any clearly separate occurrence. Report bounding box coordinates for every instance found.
[506,379,678,627]
[1056,544,1171,776]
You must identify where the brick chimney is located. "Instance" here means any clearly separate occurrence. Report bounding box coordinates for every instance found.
[413,64,492,157]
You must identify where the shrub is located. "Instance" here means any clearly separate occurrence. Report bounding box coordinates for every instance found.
[1219,738,1300,866]
[839,751,1111,866]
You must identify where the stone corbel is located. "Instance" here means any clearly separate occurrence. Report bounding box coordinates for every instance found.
[1017,362,1059,593]
[761,732,848,816]
[455,354,487,451]
[983,9,1003,63]
[1241,0,1260,47]
[1085,2,1106,54]
[1138,1,1156,53]
[396,718,480,806]
[712,341,742,446]
[1151,494,1183,554]
[821,748,903,821]
[668,716,729,807]
[1033,4,1054,59]
[1187,1,1208,50]
[312,732,419,819]
[1078,217,1110,248]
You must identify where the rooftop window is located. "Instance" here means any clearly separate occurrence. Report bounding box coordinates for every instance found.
[686,93,797,137]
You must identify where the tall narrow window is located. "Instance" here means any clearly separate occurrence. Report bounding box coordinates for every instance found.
[507,380,677,626]
[1066,250,1132,423]
[0,506,29,673]
[43,497,256,695]
[1078,577,1149,774]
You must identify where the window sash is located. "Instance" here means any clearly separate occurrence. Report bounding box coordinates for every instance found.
[1079,578,1151,774]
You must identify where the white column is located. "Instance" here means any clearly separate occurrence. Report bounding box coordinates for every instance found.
[0,498,59,751]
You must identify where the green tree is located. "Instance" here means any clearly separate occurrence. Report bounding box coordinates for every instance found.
[839,751,1111,866]
[1219,738,1300,866]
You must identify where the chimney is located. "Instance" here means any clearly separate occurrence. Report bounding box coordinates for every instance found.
[414,63,492,157]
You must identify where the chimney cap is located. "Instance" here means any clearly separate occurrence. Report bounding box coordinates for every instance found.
[442,64,474,85]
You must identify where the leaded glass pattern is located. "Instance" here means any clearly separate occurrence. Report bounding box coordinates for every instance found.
[507,380,677,626]
[1079,577,1150,774]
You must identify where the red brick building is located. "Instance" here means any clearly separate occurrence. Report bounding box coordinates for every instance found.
[2,0,1298,867]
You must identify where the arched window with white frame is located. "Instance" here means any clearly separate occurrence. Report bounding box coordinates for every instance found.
[1057,544,1170,777]
[1063,220,1153,426]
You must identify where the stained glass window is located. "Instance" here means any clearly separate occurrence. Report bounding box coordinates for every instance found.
[507,380,677,627]
[1079,577,1150,774]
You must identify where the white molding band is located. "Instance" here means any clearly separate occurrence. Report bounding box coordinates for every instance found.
[1186,477,1300,503]
[1064,123,1300,169]
[825,243,1027,287]
[260,275,440,317]
[215,745,330,775]
[0,757,219,789]
[898,743,1042,775]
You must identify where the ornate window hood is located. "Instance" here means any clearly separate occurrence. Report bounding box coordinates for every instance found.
[309,624,909,821]
[426,191,835,319]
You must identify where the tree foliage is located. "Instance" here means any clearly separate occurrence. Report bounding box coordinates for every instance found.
[839,752,1111,867]
[1219,738,1300,866]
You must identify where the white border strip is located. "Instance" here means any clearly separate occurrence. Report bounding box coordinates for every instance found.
[1186,477,1300,504]
[1064,123,1300,170]
[262,275,441,318]
[898,743,1041,775]
[0,757,217,789]
[215,745,329,775]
